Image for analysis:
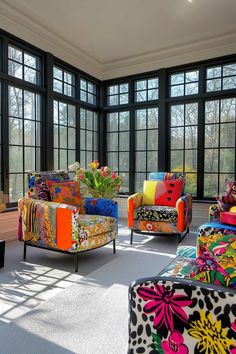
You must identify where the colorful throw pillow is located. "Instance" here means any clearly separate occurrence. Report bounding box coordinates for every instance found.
[47,181,82,210]
[142,179,183,207]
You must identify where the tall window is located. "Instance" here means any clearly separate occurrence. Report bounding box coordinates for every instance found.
[170,103,198,196]
[53,66,75,97]
[80,108,98,167]
[107,111,130,193]
[204,98,236,197]
[8,45,41,85]
[8,86,41,202]
[80,79,97,105]
[53,101,76,171]
[107,83,129,106]
[135,108,158,191]
[170,70,199,97]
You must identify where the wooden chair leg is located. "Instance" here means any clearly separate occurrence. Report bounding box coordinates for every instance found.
[130,230,134,245]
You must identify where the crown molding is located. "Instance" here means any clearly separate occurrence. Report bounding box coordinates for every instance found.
[0,0,102,79]
[101,31,236,79]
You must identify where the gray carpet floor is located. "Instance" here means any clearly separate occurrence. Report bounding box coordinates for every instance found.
[0,220,198,354]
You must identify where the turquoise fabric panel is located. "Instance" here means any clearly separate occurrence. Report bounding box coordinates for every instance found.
[149,172,165,180]
[176,245,196,259]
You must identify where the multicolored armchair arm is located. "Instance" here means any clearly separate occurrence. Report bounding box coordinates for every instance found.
[209,203,221,221]
[127,193,143,228]
[85,197,118,223]
[128,276,236,354]
[176,192,192,232]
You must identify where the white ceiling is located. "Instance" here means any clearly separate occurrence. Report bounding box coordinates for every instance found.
[1,0,236,79]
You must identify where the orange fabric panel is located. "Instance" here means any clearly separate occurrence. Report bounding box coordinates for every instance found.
[56,208,72,250]
[177,199,185,232]
[128,198,135,228]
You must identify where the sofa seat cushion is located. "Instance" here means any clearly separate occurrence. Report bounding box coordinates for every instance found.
[134,205,178,223]
[76,215,116,241]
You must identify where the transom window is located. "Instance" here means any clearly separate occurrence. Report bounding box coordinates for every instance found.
[134,108,158,191]
[204,98,236,197]
[80,79,97,105]
[80,108,98,167]
[107,111,130,193]
[170,102,198,196]
[107,83,129,106]
[8,45,41,85]
[206,63,236,92]
[53,66,75,97]
[135,77,158,102]
[170,70,199,97]
[53,101,76,171]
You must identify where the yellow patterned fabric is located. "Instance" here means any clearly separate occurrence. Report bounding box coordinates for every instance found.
[75,230,116,252]
[142,181,157,206]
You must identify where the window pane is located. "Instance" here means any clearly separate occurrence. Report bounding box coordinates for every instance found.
[185,173,197,196]
[120,83,128,93]
[8,46,22,62]
[185,103,198,125]
[171,73,184,85]
[185,150,197,172]
[80,130,85,149]
[148,78,158,88]
[186,70,199,82]
[220,123,235,147]
[148,108,158,128]
[68,128,76,149]
[147,130,158,150]
[171,85,184,97]
[171,128,184,149]
[68,105,76,127]
[8,60,23,79]
[119,111,129,131]
[9,118,22,145]
[9,174,23,202]
[120,93,128,104]
[59,102,67,125]
[148,89,158,100]
[147,151,158,171]
[171,150,183,171]
[60,150,67,169]
[119,152,129,170]
[24,91,35,120]
[204,149,218,172]
[205,124,219,148]
[207,79,221,92]
[24,120,35,145]
[205,101,219,123]
[136,152,146,171]
[24,147,35,171]
[136,91,146,102]
[9,87,23,118]
[86,131,93,150]
[136,80,146,90]
[9,146,23,172]
[24,67,37,84]
[107,152,118,171]
[119,132,129,151]
[109,95,118,106]
[204,174,218,197]
[207,67,221,79]
[109,85,118,95]
[223,77,236,90]
[136,110,146,129]
[107,113,118,131]
[171,105,184,126]
[220,148,235,173]
[107,132,118,151]
[53,67,63,80]
[53,79,63,93]
[136,131,146,150]
[185,82,198,95]
[221,98,236,122]
[135,173,146,192]
[185,126,198,149]
[223,64,236,77]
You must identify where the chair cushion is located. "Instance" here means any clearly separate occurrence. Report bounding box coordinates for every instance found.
[48,181,82,211]
[221,211,236,226]
[76,215,116,239]
[142,179,183,207]
[134,205,178,223]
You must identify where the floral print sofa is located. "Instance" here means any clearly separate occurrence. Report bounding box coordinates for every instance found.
[128,203,236,353]
[18,171,118,272]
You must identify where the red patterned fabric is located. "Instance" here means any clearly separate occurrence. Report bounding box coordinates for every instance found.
[156,179,183,207]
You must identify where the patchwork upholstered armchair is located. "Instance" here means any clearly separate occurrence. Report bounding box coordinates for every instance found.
[18,170,118,272]
[128,172,192,244]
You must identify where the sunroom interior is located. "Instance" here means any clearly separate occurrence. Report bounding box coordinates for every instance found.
[0,0,236,353]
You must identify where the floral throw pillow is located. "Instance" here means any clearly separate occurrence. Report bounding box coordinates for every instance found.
[47,181,82,211]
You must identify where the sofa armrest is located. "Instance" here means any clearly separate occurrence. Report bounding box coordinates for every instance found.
[176,192,192,232]
[127,192,143,228]
[209,203,221,221]
[85,197,118,222]
[128,275,236,354]
[18,197,79,250]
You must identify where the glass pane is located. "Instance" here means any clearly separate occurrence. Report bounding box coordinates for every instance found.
[64,72,72,84]
[135,173,146,192]
[80,90,87,102]
[171,85,184,97]
[24,67,37,84]
[59,150,67,169]
[171,73,184,85]
[80,150,85,168]
[221,98,236,122]
[148,89,158,100]
[205,101,219,123]
[136,91,146,102]
[53,67,63,80]
[54,125,58,148]
[53,79,63,93]
[24,120,35,146]
[24,147,35,171]
[88,93,94,104]
[9,86,23,118]
[68,105,76,127]
[185,126,198,149]
[220,148,235,173]
[81,79,87,90]
[119,111,129,131]
[185,103,198,125]
[80,130,85,149]
[86,131,93,150]
[223,64,236,77]
[136,110,146,129]
[8,61,23,79]
[24,91,35,120]
[185,150,197,172]
[185,82,198,95]
[59,102,67,125]
[64,84,72,97]
[119,132,129,151]
[107,112,118,131]
[147,130,158,150]
[9,146,23,172]
[54,149,59,170]
[119,152,129,170]
[59,126,67,148]
[171,150,183,171]
[219,174,234,192]
[120,93,128,104]
[206,79,221,92]
[136,152,146,172]
[147,151,158,171]
[87,111,93,130]
[148,78,158,88]
[136,80,146,90]
[120,173,129,193]
[136,131,146,150]
[223,77,236,90]
[204,174,218,197]
[107,152,118,171]
[220,123,235,147]
[171,105,184,126]
[9,174,23,202]
[36,122,41,146]
[171,127,184,149]
[8,46,22,62]
[204,149,218,172]
[9,118,22,145]
[94,132,98,151]
[185,173,197,196]
[186,70,199,82]
[68,128,76,149]
[53,100,58,123]
[68,150,76,165]
[107,132,118,151]
[109,95,118,106]
[148,108,158,129]
[207,66,221,79]
[109,85,118,95]
[205,124,219,148]
[120,83,128,93]
[80,108,86,129]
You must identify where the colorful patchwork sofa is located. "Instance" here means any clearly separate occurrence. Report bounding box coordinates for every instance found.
[128,202,236,354]
[18,171,118,272]
[128,172,192,244]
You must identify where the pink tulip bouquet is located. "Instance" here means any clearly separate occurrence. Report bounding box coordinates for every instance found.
[68,160,123,199]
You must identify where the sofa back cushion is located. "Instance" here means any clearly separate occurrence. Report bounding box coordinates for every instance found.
[149,171,185,181]
[142,179,183,207]
[48,181,82,210]
[28,171,70,200]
